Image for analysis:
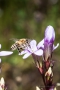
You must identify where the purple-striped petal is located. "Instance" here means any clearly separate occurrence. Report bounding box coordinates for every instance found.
[23,52,31,59]
[0,51,13,56]
[27,47,32,53]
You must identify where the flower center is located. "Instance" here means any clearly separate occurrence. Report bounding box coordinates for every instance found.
[31,48,35,53]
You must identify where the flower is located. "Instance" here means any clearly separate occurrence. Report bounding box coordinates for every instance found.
[19,40,43,59]
[35,25,59,53]
[43,25,59,61]
[0,44,13,56]
[19,25,59,61]
[44,25,59,51]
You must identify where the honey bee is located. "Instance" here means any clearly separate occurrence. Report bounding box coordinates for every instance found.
[11,38,31,53]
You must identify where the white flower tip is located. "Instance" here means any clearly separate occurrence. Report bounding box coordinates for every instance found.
[36,86,40,90]
[47,25,54,30]
[48,25,53,27]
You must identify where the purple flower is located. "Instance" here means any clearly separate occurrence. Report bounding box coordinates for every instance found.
[43,25,59,61]
[19,40,43,59]
[0,44,13,56]
[19,25,59,61]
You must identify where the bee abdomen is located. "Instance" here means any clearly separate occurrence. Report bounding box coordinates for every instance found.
[11,44,17,51]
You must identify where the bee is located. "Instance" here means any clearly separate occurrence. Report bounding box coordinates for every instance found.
[11,38,31,53]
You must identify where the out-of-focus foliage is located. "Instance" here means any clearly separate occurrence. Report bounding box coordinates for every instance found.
[0,0,60,90]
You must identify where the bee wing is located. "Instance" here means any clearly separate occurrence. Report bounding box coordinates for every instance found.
[10,38,19,42]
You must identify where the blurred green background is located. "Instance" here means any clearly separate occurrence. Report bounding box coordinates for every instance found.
[0,0,60,90]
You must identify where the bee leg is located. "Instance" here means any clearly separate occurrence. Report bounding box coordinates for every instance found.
[17,47,21,53]
[15,43,21,53]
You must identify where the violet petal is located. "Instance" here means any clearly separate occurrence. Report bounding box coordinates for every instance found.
[19,50,28,55]
[53,43,59,50]
[45,25,55,42]
[23,52,31,59]
[0,51,13,56]
[34,49,43,56]
[30,40,37,51]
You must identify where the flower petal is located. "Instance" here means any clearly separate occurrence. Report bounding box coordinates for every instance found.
[23,52,31,59]
[37,39,44,49]
[0,51,13,56]
[53,43,59,50]
[34,49,43,56]
[30,40,37,51]
[19,50,28,55]
[45,25,55,42]
[0,58,1,73]
[0,44,1,49]
[0,58,1,63]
